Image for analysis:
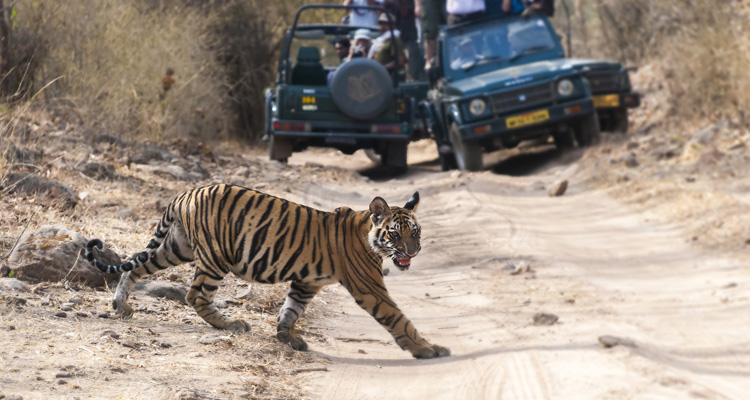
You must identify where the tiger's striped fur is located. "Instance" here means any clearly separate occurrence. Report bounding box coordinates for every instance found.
[86,184,450,359]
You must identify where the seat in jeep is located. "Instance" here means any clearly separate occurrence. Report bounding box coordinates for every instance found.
[291,47,327,86]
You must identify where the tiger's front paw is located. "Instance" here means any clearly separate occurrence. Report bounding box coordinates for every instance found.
[226,319,252,333]
[277,331,309,351]
[410,343,451,359]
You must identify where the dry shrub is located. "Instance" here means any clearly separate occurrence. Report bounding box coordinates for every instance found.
[2,0,308,143]
[554,0,749,123]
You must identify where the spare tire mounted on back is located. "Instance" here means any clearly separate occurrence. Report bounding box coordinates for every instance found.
[331,58,393,120]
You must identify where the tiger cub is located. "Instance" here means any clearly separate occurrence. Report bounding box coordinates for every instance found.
[86,184,450,359]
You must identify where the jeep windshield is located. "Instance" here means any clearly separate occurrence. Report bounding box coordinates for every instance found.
[445,15,559,78]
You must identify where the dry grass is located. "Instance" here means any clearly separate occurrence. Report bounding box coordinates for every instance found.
[553,0,749,124]
[2,0,309,144]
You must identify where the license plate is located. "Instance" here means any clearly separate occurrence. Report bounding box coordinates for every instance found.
[593,94,620,108]
[506,109,550,129]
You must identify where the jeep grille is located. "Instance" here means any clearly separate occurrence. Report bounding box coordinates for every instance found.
[585,72,621,94]
[491,82,554,114]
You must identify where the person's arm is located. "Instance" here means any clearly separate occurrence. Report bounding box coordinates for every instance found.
[502,0,511,12]
[344,0,352,5]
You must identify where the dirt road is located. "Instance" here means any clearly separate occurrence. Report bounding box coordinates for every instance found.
[287,145,750,400]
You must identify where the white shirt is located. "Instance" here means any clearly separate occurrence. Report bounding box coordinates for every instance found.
[349,0,383,28]
[368,29,400,59]
[446,0,486,15]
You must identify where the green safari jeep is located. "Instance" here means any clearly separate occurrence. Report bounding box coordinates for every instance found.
[264,4,428,169]
[423,14,641,171]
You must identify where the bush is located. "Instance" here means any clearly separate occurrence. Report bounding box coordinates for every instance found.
[553,0,747,121]
[1,0,307,143]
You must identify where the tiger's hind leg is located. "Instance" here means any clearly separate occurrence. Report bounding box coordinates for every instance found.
[112,223,194,318]
[276,282,322,351]
[186,261,251,333]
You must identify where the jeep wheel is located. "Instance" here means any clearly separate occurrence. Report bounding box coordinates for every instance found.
[269,135,292,163]
[611,107,629,134]
[331,58,393,120]
[573,112,601,147]
[364,149,381,164]
[449,123,482,171]
[437,145,458,171]
[553,129,575,151]
[382,142,408,169]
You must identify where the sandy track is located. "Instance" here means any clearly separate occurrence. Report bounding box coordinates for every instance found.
[287,149,750,400]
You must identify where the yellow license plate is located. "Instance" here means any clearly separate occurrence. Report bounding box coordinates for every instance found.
[593,94,620,108]
[506,109,550,129]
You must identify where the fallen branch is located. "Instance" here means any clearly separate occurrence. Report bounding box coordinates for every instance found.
[289,367,328,375]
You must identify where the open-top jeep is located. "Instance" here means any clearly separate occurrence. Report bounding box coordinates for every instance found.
[264,4,426,169]
[423,14,640,171]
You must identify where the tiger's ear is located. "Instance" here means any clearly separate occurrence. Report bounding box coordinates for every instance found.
[369,197,391,227]
[404,191,419,213]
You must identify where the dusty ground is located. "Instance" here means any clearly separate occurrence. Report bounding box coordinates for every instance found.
[1,65,750,399]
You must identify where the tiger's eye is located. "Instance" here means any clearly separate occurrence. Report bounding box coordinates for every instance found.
[390,231,401,240]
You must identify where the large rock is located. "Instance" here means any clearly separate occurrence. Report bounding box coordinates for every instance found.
[1,172,78,210]
[7,225,121,287]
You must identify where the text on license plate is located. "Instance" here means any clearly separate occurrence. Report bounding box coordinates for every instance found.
[593,94,620,108]
[506,109,550,129]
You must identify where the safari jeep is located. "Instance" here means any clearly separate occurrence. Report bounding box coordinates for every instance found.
[264,4,426,169]
[423,14,640,171]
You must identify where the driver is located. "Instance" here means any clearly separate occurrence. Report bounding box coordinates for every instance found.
[451,37,478,69]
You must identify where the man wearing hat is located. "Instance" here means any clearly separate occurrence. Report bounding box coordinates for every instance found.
[369,13,407,80]
[346,28,373,61]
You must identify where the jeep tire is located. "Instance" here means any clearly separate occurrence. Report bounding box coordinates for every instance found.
[573,112,601,147]
[449,123,482,171]
[331,58,393,120]
[269,135,292,163]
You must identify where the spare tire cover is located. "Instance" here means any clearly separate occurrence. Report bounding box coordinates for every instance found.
[331,58,393,120]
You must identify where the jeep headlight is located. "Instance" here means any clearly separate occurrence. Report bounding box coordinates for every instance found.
[557,79,575,96]
[469,98,487,116]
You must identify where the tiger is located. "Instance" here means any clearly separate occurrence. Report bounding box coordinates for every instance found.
[86,184,450,359]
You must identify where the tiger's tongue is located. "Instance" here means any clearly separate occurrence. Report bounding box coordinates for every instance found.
[398,258,411,266]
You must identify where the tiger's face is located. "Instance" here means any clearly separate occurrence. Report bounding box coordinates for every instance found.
[368,192,421,271]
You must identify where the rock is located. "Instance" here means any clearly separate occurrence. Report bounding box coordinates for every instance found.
[134,281,187,304]
[7,297,27,306]
[214,299,228,309]
[68,297,83,304]
[114,209,139,221]
[75,312,89,318]
[692,123,720,145]
[547,180,568,197]
[623,153,639,168]
[198,333,231,345]
[234,287,253,300]
[7,225,121,287]
[1,172,78,210]
[532,312,558,326]
[97,312,110,318]
[174,388,227,400]
[698,148,725,165]
[100,329,120,339]
[77,162,119,181]
[382,268,390,276]
[510,261,530,275]
[61,304,73,312]
[0,278,30,292]
[598,335,636,348]
[7,394,24,400]
[0,263,10,277]
[54,311,67,318]
[55,371,72,378]
[117,339,139,349]
[131,144,178,164]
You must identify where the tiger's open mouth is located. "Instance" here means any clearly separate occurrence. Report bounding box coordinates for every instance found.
[392,257,411,271]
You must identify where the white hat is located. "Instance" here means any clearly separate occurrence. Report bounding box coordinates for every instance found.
[353,29,371,42]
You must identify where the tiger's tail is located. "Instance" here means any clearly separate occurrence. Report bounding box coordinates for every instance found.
[86,204,177,274]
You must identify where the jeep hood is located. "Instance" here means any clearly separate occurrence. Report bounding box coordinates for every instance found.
[445,58,622,97]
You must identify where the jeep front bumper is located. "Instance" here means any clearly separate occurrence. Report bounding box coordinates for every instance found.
[457,97,595,142]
